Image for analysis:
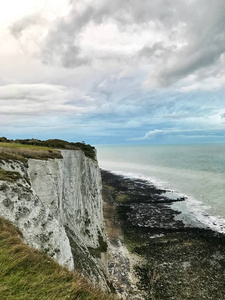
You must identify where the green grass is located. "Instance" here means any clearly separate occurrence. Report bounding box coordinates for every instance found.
[0,218,115,300]
[0,170,22,182]
[0,142,55,151]
[15,139,96,160]
[115,194,129,204]
[0,138,96,160]
[0,152,28,163]
[88,233,108,259]
[0,143,62,161]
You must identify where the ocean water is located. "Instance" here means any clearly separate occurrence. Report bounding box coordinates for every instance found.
[96,144,225,233]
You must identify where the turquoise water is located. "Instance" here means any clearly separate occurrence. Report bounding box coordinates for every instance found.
[96,144,225,233]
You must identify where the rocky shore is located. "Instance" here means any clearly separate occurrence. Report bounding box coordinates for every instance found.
[102,170,225,300]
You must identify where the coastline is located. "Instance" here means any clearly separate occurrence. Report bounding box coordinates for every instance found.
[99,164,225,234]
[102,169,225,300]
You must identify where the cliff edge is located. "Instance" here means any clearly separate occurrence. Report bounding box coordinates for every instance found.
[0,140,108,290]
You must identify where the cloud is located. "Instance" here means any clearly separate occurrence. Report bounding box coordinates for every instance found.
[132,128,225,141]
[179,72,225,92]
[8,0,225,89]
[2,0,225,143]
[142,1,225,87]
[132,129,170,140]
[10,14,45,38]
[45,0,225,87]
[163,113,190,119]
[0,84,92,115]
[37,0,183,67]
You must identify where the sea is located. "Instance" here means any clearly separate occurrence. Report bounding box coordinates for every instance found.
[96,144,225,234]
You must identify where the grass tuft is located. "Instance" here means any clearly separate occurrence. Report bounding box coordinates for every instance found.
[0,217,115,300]
[0,170,22,182]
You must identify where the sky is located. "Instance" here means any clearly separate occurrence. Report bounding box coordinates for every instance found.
[0,0,225,145]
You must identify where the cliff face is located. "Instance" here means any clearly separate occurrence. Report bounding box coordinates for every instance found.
[28,150,104,248]
[0,150,108,288]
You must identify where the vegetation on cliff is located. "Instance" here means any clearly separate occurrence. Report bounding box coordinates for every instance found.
[0,137,96,160]
[0,170,22,182]
[0,141,62,161]
[0,217,114,300]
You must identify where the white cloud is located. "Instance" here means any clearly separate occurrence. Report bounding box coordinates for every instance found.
[132,127,225,141]
[132,129,170,140]
[0,0,70,26]
[6,0,225,89]
[0,84,93,115]
[179,74,225,92]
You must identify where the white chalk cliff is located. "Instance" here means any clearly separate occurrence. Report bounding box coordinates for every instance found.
[0,149,108,288]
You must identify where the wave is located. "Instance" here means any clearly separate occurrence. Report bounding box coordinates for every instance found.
[100,164,225,235]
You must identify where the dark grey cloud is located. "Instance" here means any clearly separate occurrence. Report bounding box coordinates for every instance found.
[41,0,225,86]
[139,42,175,59]
[151,0,225,86]
[9,0,225,86]
[40,0,182,68]
[10,14,45,38]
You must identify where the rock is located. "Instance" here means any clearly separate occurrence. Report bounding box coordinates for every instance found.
[0,149,108,290]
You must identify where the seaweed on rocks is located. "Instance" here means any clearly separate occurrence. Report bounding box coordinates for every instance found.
[101,170,225,300]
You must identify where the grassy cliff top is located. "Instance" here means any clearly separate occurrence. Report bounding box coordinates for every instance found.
[0,217,114,300]
[0,138,96,161]
[0,142,62,161]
